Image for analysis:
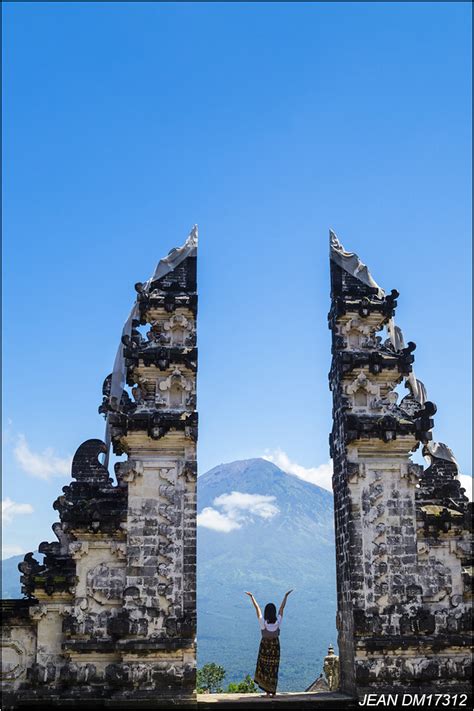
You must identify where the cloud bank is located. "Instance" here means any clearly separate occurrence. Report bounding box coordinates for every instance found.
[197,491,279,533]
[14,434,72,480]
[263,449,333,491]
[196,507,241,533]
[2,497,34,525]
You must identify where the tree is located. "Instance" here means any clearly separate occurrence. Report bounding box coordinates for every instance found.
[226,675,258,693]
[196,663,226,694]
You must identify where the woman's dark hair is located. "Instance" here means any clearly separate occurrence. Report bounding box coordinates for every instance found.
[264,603,277,624]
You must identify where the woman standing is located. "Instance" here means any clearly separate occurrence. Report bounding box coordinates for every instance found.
[245,590,293,697]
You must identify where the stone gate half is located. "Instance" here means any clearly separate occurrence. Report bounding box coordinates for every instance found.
[328,231,472,695]
[1,228,198,708]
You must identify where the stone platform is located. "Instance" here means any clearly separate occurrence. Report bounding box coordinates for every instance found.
[4,690,473,710]
[199,692,355,709]
[2,692,355,710]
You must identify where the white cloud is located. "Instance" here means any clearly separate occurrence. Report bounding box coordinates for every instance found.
[197,491,279,533]
[197,506,242,533]
[459,474,472,501]
[263,449,333,491]
[14,434,72,480]
[2,497,34,525]
[2,543,27,559]
[213,491,279,519]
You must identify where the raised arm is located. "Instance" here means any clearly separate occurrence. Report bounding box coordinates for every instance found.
[278,589,293,618]
[245,591,262,619]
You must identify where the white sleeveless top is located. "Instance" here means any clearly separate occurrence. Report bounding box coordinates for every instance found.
[258,614,282,632]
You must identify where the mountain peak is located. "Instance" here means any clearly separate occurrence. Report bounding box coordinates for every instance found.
[199,457,331,498]
[200,457,282,480]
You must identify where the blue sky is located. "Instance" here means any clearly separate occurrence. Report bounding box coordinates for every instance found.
[2,2,471,557]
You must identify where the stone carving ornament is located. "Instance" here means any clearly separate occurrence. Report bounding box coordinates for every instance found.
[156,369,193,409]
[0,641,27,680]
[330,229,384,297]
[86,563,125,605]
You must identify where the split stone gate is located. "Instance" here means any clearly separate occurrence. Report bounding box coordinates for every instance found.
[1,228,471,707]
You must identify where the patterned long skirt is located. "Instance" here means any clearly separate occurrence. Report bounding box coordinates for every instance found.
[254,637,280,694]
